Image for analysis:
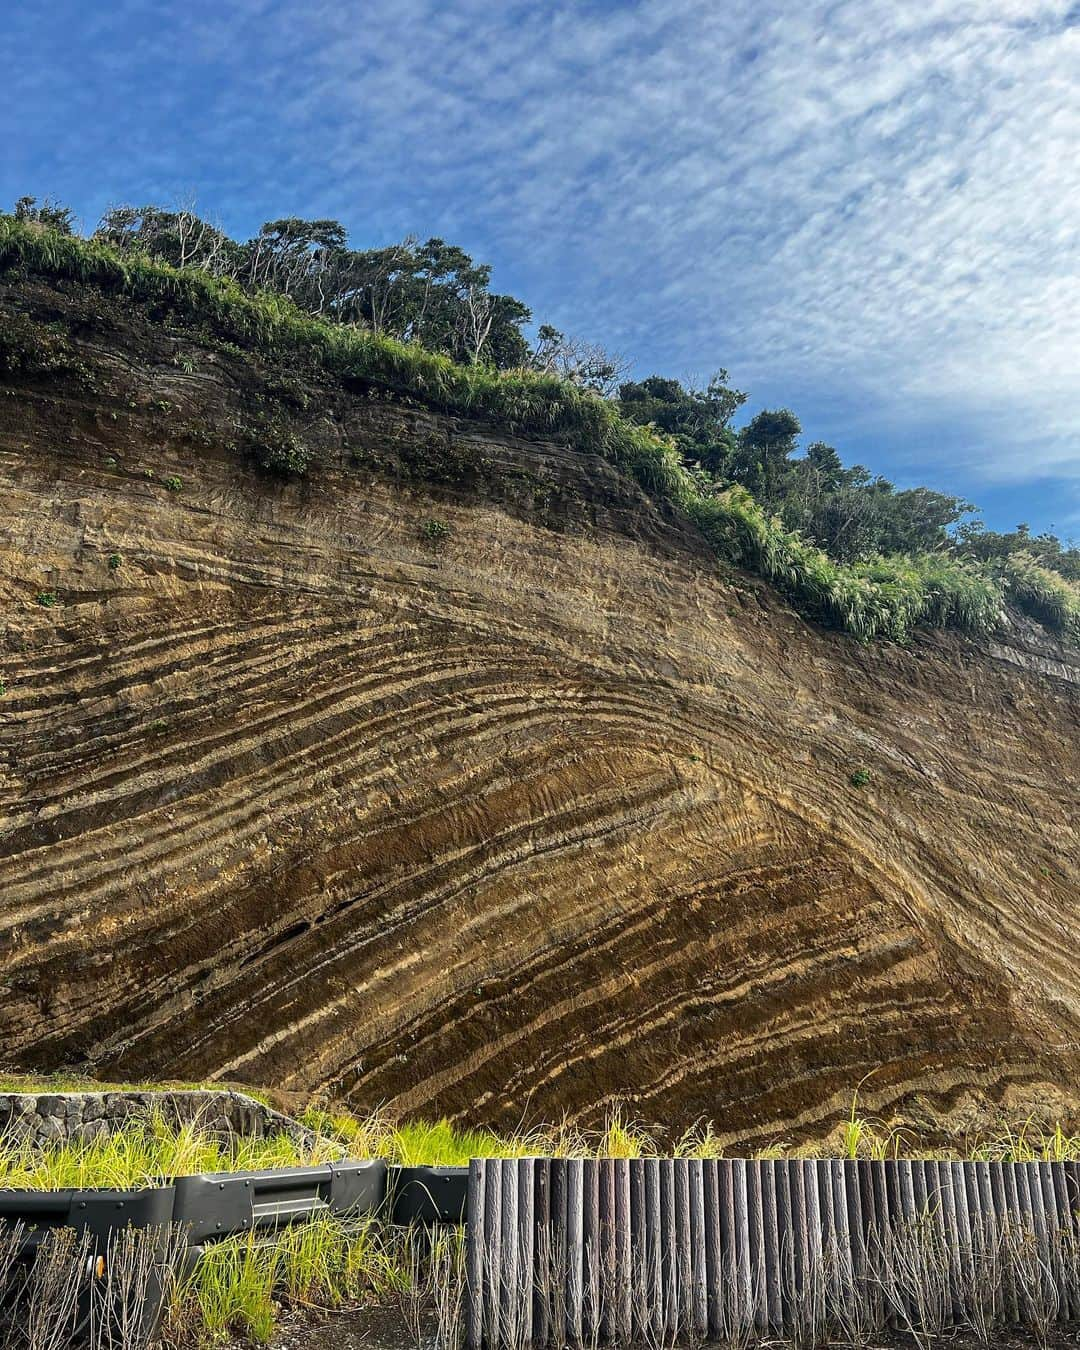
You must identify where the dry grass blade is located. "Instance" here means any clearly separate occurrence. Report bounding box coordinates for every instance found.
[20,1228,93,1350]
[90,1223,189,1350]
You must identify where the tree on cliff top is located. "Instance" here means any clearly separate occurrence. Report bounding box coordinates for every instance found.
[8,193,1077,585]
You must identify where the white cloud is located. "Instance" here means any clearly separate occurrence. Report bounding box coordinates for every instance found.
[265,0,1079,486]
[7,0,1078,500]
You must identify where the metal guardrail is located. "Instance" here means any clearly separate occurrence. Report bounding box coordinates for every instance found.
[0,1161,467,1257]
[0,1186,179,1342]
[0,1185,176,1254]
[172,1159,389,1242]
[0,1162,467,1246]
[391,1164,470,1225]
[0,1159,467,1343]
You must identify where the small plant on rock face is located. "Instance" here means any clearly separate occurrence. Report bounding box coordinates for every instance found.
[107,553,122,571]
[0,677,6,696]
[251,425,313,477]
[850,766,871,788]
[173,352,197,374]
[421,518,450,545]
[264,376,310,411]
[35,590,58,607]
[163,475,183,492]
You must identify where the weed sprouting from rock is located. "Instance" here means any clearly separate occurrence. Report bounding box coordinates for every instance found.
[250,423,313,478]
[421,518,451,547]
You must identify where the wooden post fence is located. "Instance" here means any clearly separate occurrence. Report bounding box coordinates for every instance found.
[465,1157,1080,1348]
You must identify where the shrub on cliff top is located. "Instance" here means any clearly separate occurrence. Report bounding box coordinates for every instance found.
[1,214,1074,649]
[1001,551,1080,644]
[689,487,1004,644]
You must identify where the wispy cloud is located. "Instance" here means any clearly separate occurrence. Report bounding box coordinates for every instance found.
[3,0,1078,523]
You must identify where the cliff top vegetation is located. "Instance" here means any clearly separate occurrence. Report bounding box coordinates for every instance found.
[2,197,1077,648]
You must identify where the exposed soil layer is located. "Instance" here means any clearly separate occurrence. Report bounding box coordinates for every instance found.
[269,1306,1080,1350]
[268,1306,416,1350]
[1,277,1078,1150]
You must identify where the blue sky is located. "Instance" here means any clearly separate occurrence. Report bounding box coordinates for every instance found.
[4,0,1079,536]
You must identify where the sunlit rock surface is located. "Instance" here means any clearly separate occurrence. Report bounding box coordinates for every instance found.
[1,278,1077,1149]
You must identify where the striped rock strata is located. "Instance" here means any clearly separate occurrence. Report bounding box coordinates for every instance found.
[0,279,1078,1149]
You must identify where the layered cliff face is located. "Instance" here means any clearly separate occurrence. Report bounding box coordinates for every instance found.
[1,277,1078,1150]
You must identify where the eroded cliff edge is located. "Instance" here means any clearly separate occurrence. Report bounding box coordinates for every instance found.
[1,277,1078,1149]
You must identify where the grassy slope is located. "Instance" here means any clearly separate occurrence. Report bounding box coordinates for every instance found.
[1,215,1077,648]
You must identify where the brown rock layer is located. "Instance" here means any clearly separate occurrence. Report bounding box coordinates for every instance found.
[1,280,1078,1149]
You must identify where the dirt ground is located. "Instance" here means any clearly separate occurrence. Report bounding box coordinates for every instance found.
[265,1304,1080,1350]
[267,1305,422,1349]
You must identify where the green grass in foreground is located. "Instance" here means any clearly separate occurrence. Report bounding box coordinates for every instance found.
[3,1105,1079,1346]
[5,1103,1077,1192]
[164,1214,427,1346]
[2,215,1078,648]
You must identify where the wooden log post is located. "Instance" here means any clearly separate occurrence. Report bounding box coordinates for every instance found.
[732,1159,755,1338]
[466,1159,486,1350]
[744,1160,766,1335]
[688,1158,708,1339]
[991,1162,1019,1326]
[517,1159,535,1348]
[483,1158,504,1350]
[659,1158,678,1339]
[801,1157,823,1328]
[532,1157,551,1348]
[760,1160,783,1331]
[613,1157,633,1345]
[597,1159,616,1344]
[640,1158,663,1346]
[499,1159,521,1348]
[581,1161,601,1343]
[565,1158,585,1348]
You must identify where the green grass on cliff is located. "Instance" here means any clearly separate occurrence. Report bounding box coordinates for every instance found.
[2,214,1078,648]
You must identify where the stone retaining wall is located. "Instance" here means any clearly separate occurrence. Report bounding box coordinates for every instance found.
[0,1089,316,1148]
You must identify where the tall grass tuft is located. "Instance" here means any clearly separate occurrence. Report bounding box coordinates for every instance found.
[174,1230,279,1344]
[0,1107,340,1191]
[1002,552,1080,643]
